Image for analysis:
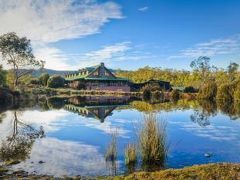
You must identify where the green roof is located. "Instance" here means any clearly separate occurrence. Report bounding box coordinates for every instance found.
[64,63,129,81]
[65,76,128,81]
[65,74,87,81]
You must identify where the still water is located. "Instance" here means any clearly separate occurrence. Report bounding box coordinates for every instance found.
[0,96,239,177]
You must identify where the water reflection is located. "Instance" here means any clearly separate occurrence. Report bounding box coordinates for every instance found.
[48,96,134,122]
[0,96,239,177]
[0,111,44,164]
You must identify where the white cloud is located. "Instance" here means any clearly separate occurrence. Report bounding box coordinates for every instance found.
[67,42,156,68]
[0,0,123,70]
[168,35,240,60]
[80,41,131,66]
[0,0,122,43]
[138,6,149,12]
[34,45,74,70]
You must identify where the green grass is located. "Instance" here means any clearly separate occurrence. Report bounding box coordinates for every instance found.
[138,114,167,170]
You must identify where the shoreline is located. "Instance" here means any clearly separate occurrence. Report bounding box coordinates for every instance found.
[0,163,239,179]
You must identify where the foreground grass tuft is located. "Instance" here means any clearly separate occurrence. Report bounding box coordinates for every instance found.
[105,130,117,162]
[138,114,167,169]
[124,143,136,166]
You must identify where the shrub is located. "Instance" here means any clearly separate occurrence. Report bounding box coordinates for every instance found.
[47,97,65,109]
[124,144,136,166]
[171,89,180,101]
[39,73,50,86]
[0,66,7,87]
[138,114,167,169]
[152,91,164,100]
[233,80,240,101]
[198,81,217,101]
[47,75,65,88]
[30,78,40,85]
[216,83,234,102]
[142,89,151,101]
[141,83,161,92]
[184,86,196,93]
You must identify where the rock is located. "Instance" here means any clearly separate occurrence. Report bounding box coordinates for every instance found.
[38,161,45,164]
[204,153,212,158]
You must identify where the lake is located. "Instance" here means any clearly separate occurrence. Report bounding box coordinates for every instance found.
[0,96,239,177]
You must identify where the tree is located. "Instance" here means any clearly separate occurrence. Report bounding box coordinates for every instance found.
[39,73,50,86]
[227,62,239,81]
[47,75,65,88]
[0,32,44,89]
[190,56,211,82]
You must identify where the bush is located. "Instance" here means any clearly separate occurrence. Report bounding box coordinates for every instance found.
[0,66,7,87]
[152,91,164,100]
[233,80,240,101]
[198,81,217,101]
[30,78,40,85]
[47,97,65,109]
[171,89,180,101]
[142,89,151,101]
[184,86,196,93]
[141,84,161,92]
[39,73,50,86]
[216,83,234,102]
[47,75,65,88]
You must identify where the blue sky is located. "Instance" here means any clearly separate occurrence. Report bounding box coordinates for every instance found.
[0,0,240,70]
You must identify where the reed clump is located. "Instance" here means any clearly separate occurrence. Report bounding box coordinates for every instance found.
[105,130,117,162]
[124,143,136,166]
[138,114,167,169]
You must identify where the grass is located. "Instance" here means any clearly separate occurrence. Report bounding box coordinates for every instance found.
[138,114,167,170]
[124,144,136,166]
[0,163,240,179]
[105,130,117,162]
[106,163,240,180]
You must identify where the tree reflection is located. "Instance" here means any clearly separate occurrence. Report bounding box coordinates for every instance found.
[0,111,45,164]
[190,101,217,127]
[190,110,211,127]
[217,100,240,120]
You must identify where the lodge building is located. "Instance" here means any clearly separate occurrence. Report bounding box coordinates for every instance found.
[65,63,130,92]
[65,63,171,92]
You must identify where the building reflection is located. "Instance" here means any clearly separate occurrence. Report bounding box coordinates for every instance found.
[64,96,133,122]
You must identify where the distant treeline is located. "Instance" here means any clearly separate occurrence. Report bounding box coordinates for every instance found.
[115,57,239,89]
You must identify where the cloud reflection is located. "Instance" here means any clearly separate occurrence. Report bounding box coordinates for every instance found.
[11,138,108,176]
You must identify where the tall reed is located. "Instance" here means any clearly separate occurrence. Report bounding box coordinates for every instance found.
[138,114,167,169]
[124,143,136,166]
[105,130,117,162]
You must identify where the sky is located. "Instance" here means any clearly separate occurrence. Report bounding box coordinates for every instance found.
[0,0,240,70]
